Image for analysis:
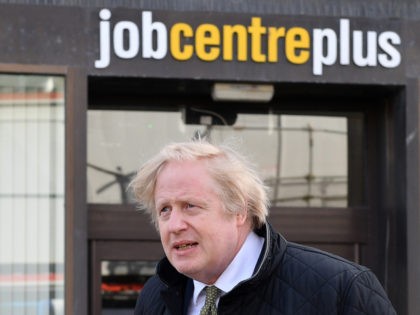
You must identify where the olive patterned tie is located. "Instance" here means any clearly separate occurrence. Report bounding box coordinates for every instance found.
[200,286,220,315]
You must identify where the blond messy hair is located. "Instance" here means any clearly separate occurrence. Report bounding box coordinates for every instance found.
[129,141,269,229]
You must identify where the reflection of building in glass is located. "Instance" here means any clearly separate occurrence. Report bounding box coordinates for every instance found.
[88,111,348,208]
[267,120,348,208]
[87,164,136,204]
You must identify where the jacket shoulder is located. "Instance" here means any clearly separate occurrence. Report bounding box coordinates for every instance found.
[342,269,397,314]
[284,242,367,279]
[280,242,396,314]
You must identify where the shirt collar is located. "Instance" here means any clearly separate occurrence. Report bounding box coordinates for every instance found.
[191,230,264,305]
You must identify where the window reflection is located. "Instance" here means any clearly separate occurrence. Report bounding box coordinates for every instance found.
[88,110,350,207]
[270,115,348,207]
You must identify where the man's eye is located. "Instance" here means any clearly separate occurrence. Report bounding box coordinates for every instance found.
[159,206,171,216]
[186,203,195,208]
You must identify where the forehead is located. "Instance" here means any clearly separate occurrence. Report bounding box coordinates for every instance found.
[155,160,216,195]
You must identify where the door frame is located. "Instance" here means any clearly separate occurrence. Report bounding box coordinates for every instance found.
[87,78,407,313]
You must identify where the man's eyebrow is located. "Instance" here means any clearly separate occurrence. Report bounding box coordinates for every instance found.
[154,198,168,208]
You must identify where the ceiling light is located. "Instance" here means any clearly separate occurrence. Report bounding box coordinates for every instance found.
[212,83,274,102]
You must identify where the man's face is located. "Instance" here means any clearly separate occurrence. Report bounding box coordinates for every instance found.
[154,159,249,285]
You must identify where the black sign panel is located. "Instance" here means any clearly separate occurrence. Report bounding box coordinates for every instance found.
[0,5,405,83]
[87,8,404,83]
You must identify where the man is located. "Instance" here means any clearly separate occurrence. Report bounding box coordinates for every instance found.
[130,141,396,315]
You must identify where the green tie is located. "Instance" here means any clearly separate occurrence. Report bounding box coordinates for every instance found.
[200,286,220,315]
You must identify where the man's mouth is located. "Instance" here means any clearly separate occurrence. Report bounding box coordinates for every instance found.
[174,242,198,250]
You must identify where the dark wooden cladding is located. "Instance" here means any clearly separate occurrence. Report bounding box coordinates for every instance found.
[91,240,164,261]
[65,67,88,315]
[89,204,368,244]
[302,243,361,263]
[269,207,368,243]
[88,204,160,241]
[0,62,67,74]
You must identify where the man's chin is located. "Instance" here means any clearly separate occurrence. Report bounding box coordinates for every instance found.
[171,261,200,278]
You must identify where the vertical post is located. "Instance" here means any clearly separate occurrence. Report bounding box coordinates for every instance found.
[65,67,88,315]
[406,79,420,315]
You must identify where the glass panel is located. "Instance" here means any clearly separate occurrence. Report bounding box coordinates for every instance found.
[0,75,65,314]
[88,109,360,207]
[274,115,348,207]
[101,260,157,315]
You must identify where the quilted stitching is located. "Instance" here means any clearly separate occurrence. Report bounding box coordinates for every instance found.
[340,271,396,315]
[277,245,356,312]
[219,240,396,314]
[135,224,396,315]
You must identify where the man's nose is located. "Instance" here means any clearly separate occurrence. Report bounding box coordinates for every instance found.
[167,208,188,233]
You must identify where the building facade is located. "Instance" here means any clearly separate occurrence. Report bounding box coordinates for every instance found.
[0,1,419,314]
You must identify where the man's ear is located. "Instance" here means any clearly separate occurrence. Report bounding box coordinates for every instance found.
[235,209,248,226]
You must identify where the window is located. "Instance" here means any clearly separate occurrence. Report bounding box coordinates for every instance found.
[88,109,362,208]
[0,74,65,314]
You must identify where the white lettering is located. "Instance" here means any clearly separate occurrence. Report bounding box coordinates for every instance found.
[113,21,140,58]
[94,9,403,75]
[340,19,350,65]
[141,11,168,59]
[95,9,111,68]
[353,31,377,66]
[313,28,337,75]
[378,31,401,68]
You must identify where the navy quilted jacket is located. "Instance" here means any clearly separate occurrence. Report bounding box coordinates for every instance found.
[134,223,396,315]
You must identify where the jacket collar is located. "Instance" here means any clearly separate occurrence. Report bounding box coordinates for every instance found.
[249,222,287,284]
[157,222,287,285]
[157,258,189,315]
[156,222,288,312]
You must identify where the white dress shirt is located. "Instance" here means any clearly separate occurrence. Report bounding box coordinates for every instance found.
[187,231,264,315]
